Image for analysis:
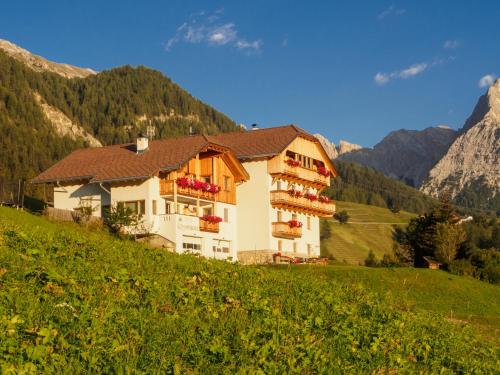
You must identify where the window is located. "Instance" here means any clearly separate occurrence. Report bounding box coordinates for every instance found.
[224,208,229,223]
[152,200,157,215]
[307,216,311,230]
[224,176,231,191]
[165,201,171,214]
[182,236,202,251]
[292,213,297,221]
[307,244,312,256]
[202,175,211,183]
[122,200,145,215]
[277,180,282,190]
[203,206,213,216]
[278,240,283,252]
[277,210,283,222]
[213,240,231,253]
[293,242,297,253]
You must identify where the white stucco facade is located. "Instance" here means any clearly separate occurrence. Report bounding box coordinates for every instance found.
[49,132,333,264]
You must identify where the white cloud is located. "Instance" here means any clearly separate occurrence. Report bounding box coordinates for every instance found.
[399,63,427,78]
[165,10,261,54]
[374,62,428,85]
[208,24,237,45]
[236,39,262,53]
[374,72,390,85]
[378,5,406,20]
[443,40,459,49]
[478,74,497,88]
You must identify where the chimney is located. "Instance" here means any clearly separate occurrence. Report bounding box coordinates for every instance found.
[251,123,259,131]
[136,134,149,154]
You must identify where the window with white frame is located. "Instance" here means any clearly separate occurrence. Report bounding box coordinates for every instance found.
[182,236,202,252]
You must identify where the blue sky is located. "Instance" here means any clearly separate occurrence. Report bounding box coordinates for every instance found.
[1,1,498,146]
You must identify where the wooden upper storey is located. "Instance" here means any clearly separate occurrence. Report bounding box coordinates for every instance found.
[267,136,336,190]
[159,145,248,205]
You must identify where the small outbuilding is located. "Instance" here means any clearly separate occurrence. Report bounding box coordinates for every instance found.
[423,256,442,270]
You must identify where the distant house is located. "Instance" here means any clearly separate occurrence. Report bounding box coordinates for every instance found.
[32,125,337,264]
[423,256,442,270]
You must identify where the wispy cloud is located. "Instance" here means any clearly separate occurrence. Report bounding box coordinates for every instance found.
[165,10,262,54]
[478,74,497,88]
[378,4,406,20]
[443,40,459,49]
[374,63,427,85]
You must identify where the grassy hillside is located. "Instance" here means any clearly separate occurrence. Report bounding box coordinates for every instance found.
[322,201,414,264]
[319,266,500,345]
[0,207,498,373]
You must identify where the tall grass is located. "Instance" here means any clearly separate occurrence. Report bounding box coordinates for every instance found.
[0,208,497,373]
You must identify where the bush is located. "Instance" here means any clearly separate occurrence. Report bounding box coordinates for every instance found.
[364,250,379,267]
[334,210,349,224]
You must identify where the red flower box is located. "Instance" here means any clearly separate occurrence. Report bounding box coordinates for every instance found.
[304,193,318,201]
[285,158,300,167]
[176,177,220,194]
[319,195,331,203]
[317,166,331,177]
[201,215,223,224]
[288,219,303,228]
[288,189,303,198]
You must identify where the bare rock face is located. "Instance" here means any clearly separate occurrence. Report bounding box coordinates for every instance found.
[314,134,362,159]
[34,92,102,147]
[0,39,96,78]
[421,79,500,202]
[340,127,457,187]
[314,134,338,159]
[337,140,362,155]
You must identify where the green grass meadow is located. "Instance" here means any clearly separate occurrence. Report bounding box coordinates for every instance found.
[0,207,498,373]
[322,201,415,264]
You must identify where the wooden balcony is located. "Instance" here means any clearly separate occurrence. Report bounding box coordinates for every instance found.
[199,218,219,233]
[268,159,330,189]
[270,190,335,217]
[272,221,302,239]
[160,180,215,201]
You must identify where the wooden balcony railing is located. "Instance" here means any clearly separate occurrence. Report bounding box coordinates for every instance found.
[199,218,219,233]
[160,180,215,201]
[272,221,302,239]
[268,159,330,188]
[270,190,335,217]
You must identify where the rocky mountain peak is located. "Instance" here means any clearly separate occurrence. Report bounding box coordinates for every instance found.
[421,81,500,208]
[0,39,96,78]
[314,134,362,160]
[463,78,500,132]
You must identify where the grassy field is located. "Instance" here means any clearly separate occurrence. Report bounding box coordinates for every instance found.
[322,201,415,264]
[0,207,498,373]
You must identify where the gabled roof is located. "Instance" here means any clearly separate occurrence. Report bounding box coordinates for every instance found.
[32,125,336,184]
[32,136,246,184]
[207,125,318,159]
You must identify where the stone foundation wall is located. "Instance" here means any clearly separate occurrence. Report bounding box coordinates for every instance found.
[237,250,275,265]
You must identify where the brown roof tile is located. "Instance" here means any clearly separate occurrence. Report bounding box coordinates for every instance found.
[33,125,332,183]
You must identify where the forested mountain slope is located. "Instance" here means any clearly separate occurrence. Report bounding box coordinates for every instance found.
[0,48,239,181]
[325,160,437,214]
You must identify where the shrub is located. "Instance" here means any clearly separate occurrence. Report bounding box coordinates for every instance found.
[364,250,379,267]
[334,210,349,224]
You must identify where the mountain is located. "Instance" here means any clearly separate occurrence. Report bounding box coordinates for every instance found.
[0,40,239,181]
[0,39,96,78]
[421,80,500,211]
[314,134,362,159]
[339,126,457,187]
